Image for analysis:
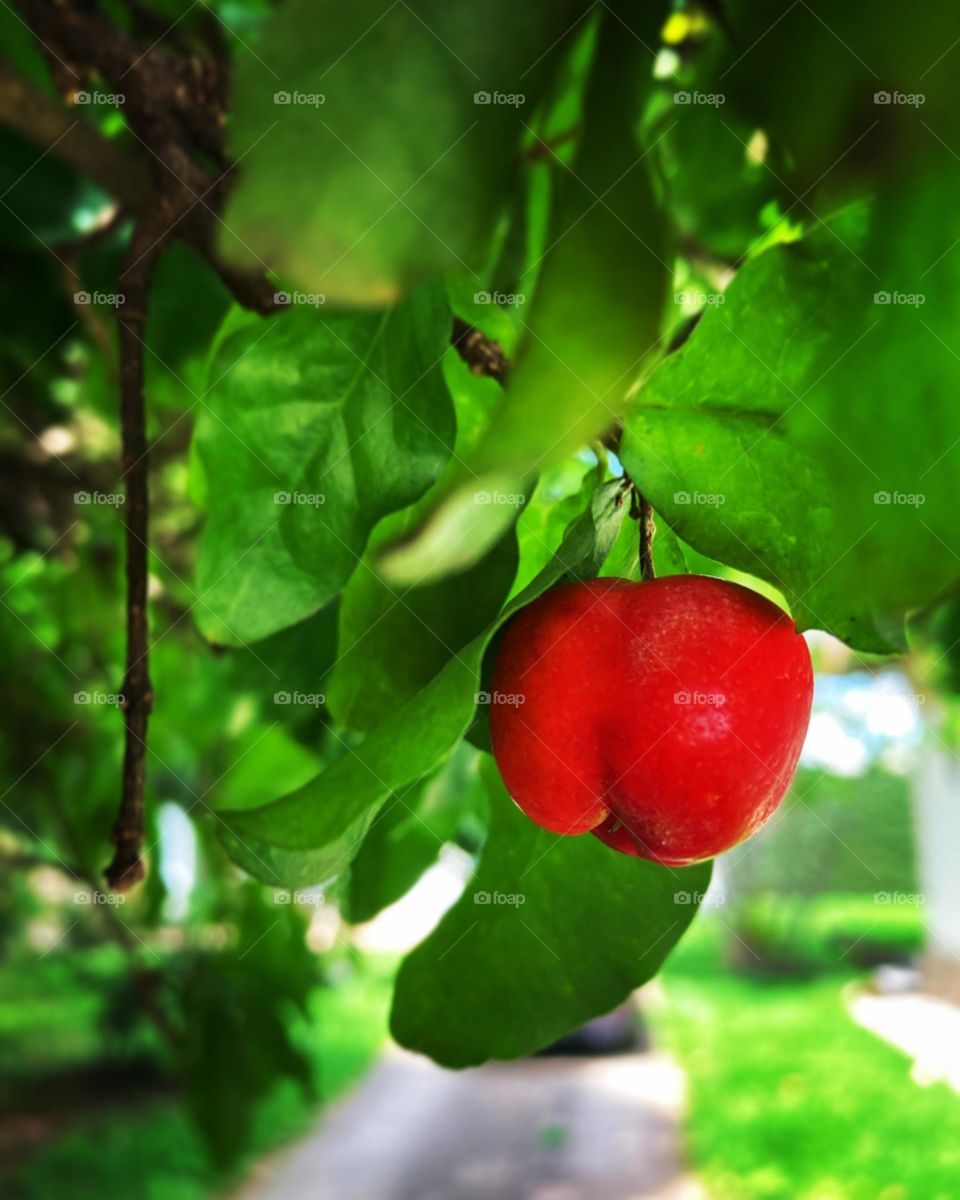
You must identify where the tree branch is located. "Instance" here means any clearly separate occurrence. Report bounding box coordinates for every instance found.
[0,63,152,208]
[104,216,166,891]
[451,316,508,382]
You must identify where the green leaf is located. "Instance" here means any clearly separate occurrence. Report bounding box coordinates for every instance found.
[794,164,960,634]
[216,477,628,886]
[192,283,454,645]
[390,759,711,1068]
[347,742,486,923]
[326,356,518,731]
[619,208,898,650]
[378,9,669,584]
[220,0,589,304]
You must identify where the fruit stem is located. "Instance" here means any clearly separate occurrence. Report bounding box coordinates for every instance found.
[627,486,656,580]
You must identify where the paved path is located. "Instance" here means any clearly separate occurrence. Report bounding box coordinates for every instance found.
[232,1048,703,1200]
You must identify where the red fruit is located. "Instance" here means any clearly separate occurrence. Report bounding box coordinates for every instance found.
[488,575,813,866]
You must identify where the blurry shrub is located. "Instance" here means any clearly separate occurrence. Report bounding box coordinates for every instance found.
[728,892,925,976]
[735,766,919,896]
[723,764,923,975]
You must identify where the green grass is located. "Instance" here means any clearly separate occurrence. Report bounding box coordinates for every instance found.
[3,955,395,1200]
[651,919,960,1200]
[729,891,925,973]
[0,947,128,1087]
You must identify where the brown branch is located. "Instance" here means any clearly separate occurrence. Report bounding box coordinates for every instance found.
[623,465,656,581]
[638,493,656,581]
[0,63,152,208]
[104,217,166,892]
[452,316,508,382]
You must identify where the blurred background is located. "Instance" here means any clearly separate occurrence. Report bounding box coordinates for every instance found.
[3,412,960,1199]
[4,1,960,1197]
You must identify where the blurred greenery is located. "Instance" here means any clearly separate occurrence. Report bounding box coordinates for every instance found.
[652,922,960,1200]
[1,950,394,1200]
[3,0,960,1190]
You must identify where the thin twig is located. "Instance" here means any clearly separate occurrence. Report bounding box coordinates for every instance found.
[104,217,165,891]
[638,493,656,580]
[451,316,508,383]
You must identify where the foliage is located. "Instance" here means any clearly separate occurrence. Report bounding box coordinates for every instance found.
[733,766,919,899]
[2,0,960,1163]
[2,952,393,1200]
[729,892,925,976]
[652,924,960,1200]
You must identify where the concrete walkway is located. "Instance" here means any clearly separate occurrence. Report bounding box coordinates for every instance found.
[232,1047,703,1200]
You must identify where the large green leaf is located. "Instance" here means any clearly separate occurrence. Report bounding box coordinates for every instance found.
[220,0,588,304]
[796,162,960,633]
[379,8,669,583]
[623,178,960,651]
[619,210,897,650]
[391,759,711,1067]
[192,283,454,645]
[216,477,628,886]
[347,743,486,923]
[325,357,518,732]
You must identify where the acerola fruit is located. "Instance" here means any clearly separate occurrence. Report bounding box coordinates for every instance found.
[489,575,813,865]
